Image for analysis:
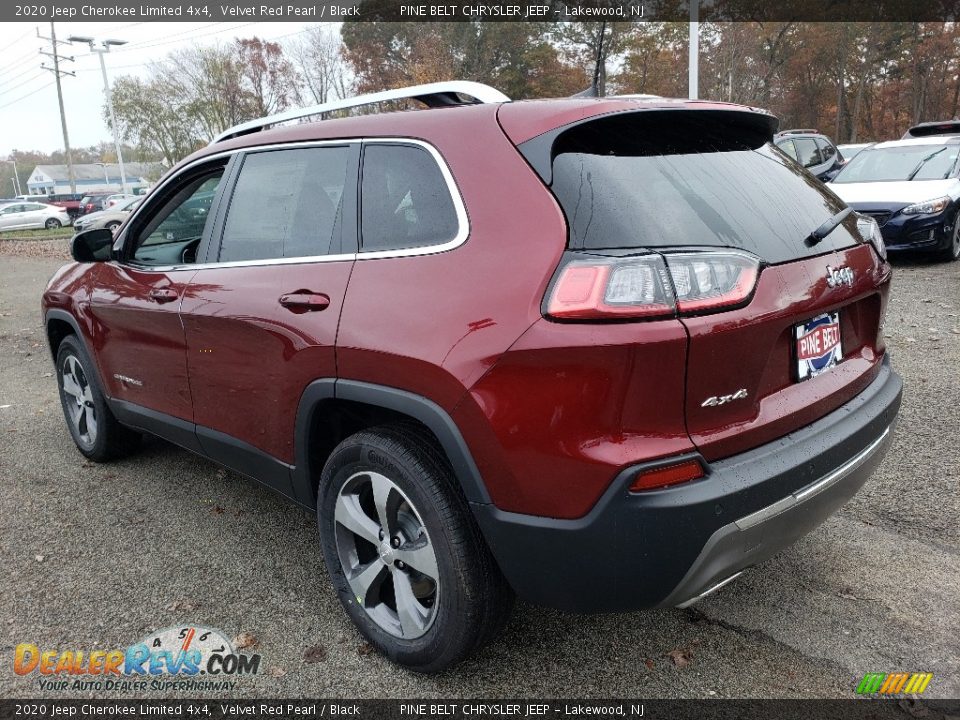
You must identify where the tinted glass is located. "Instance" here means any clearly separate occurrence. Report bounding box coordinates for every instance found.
[818,139,837,159]
[361,144,458,252]
[832,143,959,183]
[219,147,351,262]
[132,171,223,265]
[776,139,798,161]
[792,137,823,167]
[551,144,858,264]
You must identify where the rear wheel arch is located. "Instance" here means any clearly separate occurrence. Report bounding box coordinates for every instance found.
[292,379,491,509]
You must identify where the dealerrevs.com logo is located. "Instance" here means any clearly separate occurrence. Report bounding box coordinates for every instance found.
[13,626,261,692]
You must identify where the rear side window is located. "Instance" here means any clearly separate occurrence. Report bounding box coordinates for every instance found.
[776,139,798,161]
[360,144,459,253]
[792,137,823,167]
[548,112,858,264]
[219,146,352,263]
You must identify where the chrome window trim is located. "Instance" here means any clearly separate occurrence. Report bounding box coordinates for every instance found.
[117,137,469,273]
[734,425,892,532]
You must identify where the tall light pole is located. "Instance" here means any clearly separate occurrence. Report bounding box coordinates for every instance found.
[3,158,22,196]
[94,161,109,188]
[69,35,128,194]
[688,0,699,99]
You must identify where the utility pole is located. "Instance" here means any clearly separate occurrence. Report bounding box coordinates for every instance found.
[688,0,699,99]
[69,36,128,194]
[39,23,76,194]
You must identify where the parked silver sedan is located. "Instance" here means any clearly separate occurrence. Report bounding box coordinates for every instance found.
[72,196,141,232]
[0,202,71,231]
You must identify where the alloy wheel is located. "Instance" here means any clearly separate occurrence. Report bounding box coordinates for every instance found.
[61,355,97,446]
[334,471,440,639]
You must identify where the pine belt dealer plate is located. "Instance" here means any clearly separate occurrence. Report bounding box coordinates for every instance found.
[795,312,842,380]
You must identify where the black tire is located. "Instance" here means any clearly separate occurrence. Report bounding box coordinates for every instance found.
[317,423,513,673]
[55,335,141,461]
[45,218,62,229]
[105,221,121,232]
[938,211,960,262]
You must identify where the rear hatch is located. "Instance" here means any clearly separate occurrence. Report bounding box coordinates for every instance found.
[507,104,891,462]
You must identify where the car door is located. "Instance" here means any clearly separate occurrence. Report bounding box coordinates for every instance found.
[25,203,49,228]
[179,143,359,495]
[792,136,828,179]
[815,138,842,180]
[87,156,233,442]
[0,204,25,229]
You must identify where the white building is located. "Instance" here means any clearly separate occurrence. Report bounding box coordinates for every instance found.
[26,163,161,195]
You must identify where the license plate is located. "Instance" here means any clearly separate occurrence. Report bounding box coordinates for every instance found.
[795,312,842,380]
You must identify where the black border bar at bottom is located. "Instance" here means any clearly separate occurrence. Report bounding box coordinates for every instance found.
[1,699,959,720]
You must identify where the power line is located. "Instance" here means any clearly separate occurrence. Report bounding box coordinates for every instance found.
[0,71,47,96]
[0,80,54,111]
[1,51,45,78]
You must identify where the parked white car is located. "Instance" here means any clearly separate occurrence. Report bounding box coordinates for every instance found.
[0,202,71,231]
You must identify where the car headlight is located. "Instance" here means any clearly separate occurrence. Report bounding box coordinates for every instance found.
[901,196,950,215]
[856,213,887,261]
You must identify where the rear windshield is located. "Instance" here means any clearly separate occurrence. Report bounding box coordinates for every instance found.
[832,143,959,183]
[549,113,859,264]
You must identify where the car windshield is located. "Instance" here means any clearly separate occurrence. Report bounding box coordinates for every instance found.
[832,143,959,183]
[119,197,141,211]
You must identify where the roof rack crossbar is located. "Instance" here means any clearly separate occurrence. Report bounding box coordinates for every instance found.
[211,81,510,144]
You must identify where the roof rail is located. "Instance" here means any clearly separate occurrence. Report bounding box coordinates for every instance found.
[211,81,511,144]
[777,128,820,136]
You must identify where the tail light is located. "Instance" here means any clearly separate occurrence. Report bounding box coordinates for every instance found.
[856,213,887,261]
[546,250,760,321]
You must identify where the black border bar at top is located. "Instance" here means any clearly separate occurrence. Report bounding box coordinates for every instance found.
[4,0,960,23]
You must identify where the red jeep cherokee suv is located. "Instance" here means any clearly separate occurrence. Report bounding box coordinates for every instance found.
[44,82,902,672]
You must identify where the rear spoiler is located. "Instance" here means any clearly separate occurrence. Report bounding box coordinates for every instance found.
[902,120,960,139]
[517,107,779,185]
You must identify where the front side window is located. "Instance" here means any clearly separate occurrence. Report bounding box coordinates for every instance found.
[360,144,459,253]
[128,164,225,266]
[218,146,352,263]
[818,139,837,160]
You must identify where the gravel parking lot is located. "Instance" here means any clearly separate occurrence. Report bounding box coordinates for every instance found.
[1,246,958,700]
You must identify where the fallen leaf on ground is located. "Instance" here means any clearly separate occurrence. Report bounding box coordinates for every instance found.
[233,631,259,650]
[165,600,200,612]
[266,667,286,678]
[643,658,655,670]
[303,645,327,663]
[357,643,374,656]
[664,648,694,668]
[211,506,225,515]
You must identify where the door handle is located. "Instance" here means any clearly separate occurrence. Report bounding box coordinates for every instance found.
[149,288,179,304]
[279,292,331,312]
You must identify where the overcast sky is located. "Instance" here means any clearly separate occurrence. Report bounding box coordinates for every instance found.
[0,21,322,157]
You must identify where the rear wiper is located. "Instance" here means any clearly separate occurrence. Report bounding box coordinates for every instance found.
[906,147,946,181]
[807,207,852,246]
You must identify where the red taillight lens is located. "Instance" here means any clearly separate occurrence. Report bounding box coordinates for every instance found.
[546,251,759,321]
[629,459,705,492]
[546,255,675,319]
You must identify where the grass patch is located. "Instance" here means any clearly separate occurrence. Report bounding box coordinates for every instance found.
[0,226,74,241]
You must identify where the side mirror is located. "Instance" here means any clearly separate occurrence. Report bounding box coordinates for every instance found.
[71,228,115,263]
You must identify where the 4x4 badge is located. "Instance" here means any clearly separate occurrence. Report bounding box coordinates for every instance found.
[826,266,855,288]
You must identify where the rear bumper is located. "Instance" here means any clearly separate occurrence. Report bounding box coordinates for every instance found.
[473,356,902,612]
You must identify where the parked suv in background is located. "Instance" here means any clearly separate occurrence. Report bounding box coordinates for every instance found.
[774,129,844,181]
[44,82,902,672]
[77,193,115,216]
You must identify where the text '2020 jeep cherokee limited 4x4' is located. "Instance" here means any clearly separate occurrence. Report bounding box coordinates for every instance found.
[44,81,902,672]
